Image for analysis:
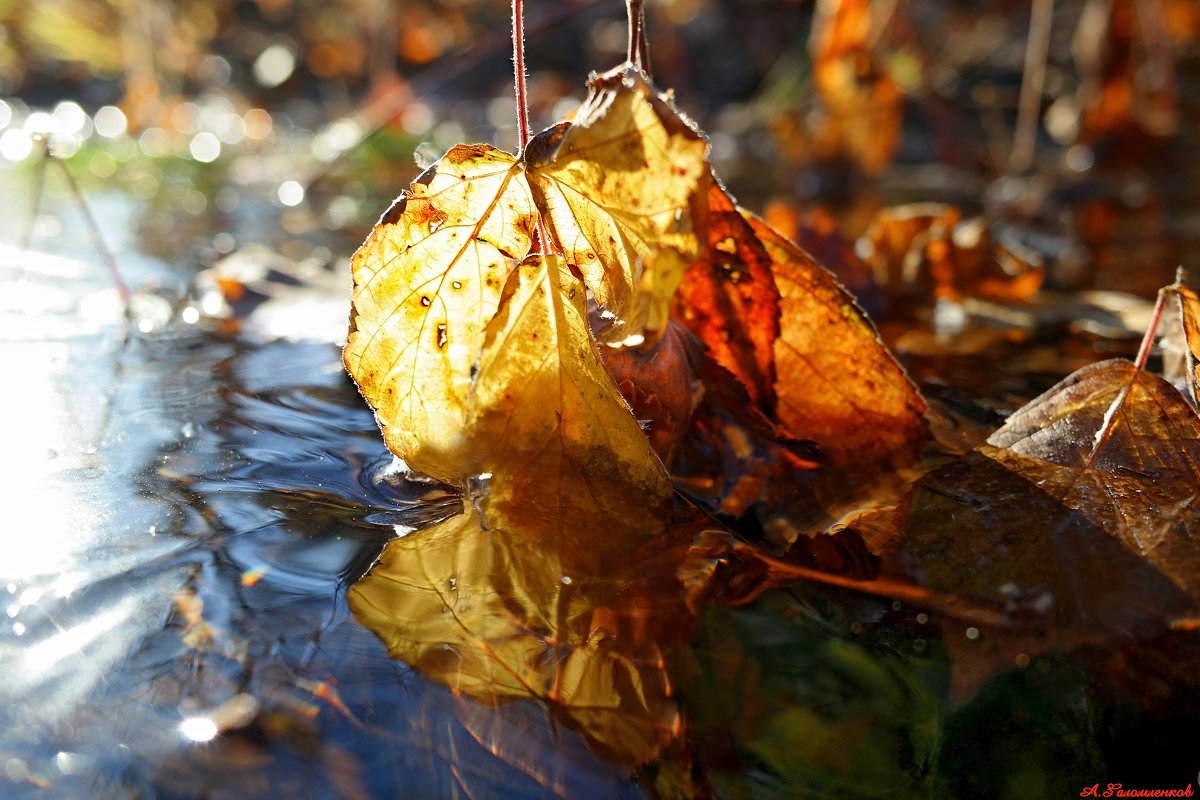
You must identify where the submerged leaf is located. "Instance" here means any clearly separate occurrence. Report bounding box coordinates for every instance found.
[894,359,1200,635]
[344,145,536,480]
[987,359,1200,599]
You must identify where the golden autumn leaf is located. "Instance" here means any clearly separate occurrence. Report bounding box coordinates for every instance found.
[344,65,707,482]
[753,215,927,469]
[344,145,536,480]
[466,254,672,571]
[348,506,691,767]
[529,67,709,343]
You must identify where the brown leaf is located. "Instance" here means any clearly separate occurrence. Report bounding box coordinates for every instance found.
[757,214,927,468]
[669,183,925,471]
[603,320,820,519]
[893,359,1200,636]
[601,320,700,467]
[988,359,1200,598]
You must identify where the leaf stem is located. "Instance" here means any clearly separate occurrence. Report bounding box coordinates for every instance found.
[1086,285,1167,469]
[512,0,532,152]
[626,0,652,77]
[1134,285,1168,371]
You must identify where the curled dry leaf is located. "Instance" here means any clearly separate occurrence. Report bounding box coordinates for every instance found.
[860,203,1043,307]
[530,68,709,343]
[348,507,692,767]
[1159,273,1200,405]
[894,359,1200,635]
[345,65,706,482]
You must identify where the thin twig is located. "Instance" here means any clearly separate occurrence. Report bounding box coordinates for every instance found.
[1010,0,1054,173]
[54,155,133,311]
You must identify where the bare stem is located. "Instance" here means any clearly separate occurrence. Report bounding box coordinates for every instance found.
[1134,287,1168,371]
[17,137,49,258]
[513,0,531,152]
[627,0,652,77]
[1084,286,1167,470]
[1009,0,1053,174]
[56,155,132,309]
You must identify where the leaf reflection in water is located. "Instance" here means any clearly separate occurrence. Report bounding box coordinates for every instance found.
[350,507,695,769]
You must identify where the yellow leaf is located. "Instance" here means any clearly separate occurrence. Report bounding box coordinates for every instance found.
[343,145,537,480]
[345,71,709,482]
[348,506,684,767]
[529,67,709,343]
[467,254,671,570]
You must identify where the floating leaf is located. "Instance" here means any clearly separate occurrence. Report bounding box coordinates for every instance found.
[894,359,1200,635]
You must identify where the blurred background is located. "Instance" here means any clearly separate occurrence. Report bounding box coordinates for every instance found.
[2,0,1198,298]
